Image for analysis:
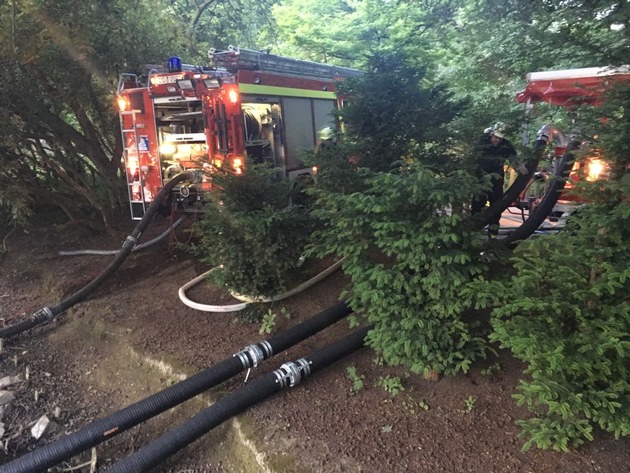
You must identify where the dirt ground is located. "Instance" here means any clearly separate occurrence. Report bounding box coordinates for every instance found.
[0,214,629,473]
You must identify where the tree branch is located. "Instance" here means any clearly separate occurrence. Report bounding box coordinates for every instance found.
[191,0,218,29]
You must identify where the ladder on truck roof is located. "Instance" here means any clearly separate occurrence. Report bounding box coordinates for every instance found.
[209,46,363,80]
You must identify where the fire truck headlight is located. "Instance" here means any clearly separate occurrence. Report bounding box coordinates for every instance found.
[233,157,243,174]
[160,144,177,156]
[586,158,605,181]
[117,96,129,112]
[228,89,239,104]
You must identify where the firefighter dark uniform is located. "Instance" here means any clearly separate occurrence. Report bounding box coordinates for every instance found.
[471,124,516,237]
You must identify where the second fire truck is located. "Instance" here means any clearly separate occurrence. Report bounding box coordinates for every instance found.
[510,65,630,220]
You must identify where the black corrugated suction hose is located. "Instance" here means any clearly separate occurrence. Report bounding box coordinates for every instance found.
[0,302,352,473]
[0,173,193,340]
[502,140,581,246]
[104,325,371,473]
[477,138,548,231]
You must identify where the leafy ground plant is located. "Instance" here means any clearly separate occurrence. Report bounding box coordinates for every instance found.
[465,395,475,412]
[346,365,365,392]
[259,309,277,335]
[376,375,404,398]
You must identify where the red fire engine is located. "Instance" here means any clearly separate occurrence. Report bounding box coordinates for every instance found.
[117,46,362,219]
[511,65,630,220]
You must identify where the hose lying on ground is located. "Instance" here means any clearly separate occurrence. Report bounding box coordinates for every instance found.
[58,217,185,256]
[1,302,352,473]
[0,173,193,341]
[105,325,371,473]
[178,258,345,313]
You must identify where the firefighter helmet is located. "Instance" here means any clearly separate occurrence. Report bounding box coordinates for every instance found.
[491,122,506,139]
[318,127,335,141]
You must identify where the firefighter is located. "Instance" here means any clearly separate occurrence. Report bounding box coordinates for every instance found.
[316,126,336,152]
[471,122,516,237]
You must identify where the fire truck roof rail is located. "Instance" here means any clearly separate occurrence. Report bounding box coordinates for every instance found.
[117,73,139,91]
[209,45,363,79]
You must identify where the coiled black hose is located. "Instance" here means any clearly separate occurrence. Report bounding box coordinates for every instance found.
[0,173,193,340]
[105,325,370,473]
[0,302,351,473]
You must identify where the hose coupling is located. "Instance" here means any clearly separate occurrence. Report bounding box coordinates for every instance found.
[274,358,311,388]
[535,124,570,148]
[536,124,556,144]
[295,358,311,378]
[259,340,273,358]
[234,344,266,369]
[34,306,54,322]
[122,235,138,250]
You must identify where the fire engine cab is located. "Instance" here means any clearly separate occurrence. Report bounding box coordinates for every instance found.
[116,46,362,219]
[512,65,630,219]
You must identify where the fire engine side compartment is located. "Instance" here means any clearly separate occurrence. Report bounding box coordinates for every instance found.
[236,70,340,176]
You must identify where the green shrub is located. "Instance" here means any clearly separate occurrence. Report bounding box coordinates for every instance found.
[310,161,491,377]
[475,181,630,451]
[335,52,460,172]
[192,161,315,299]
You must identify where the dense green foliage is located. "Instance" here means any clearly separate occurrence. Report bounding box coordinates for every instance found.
[473,183,630,451]
[305,51,495,376]
[292,0,630,451]
[474,81,630,451]
[167,0,277,56]
[310,162,491,376]
[0,0,188,226]
[336,53,461,171]
[193,162,314,298]
[272,0,458,67]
